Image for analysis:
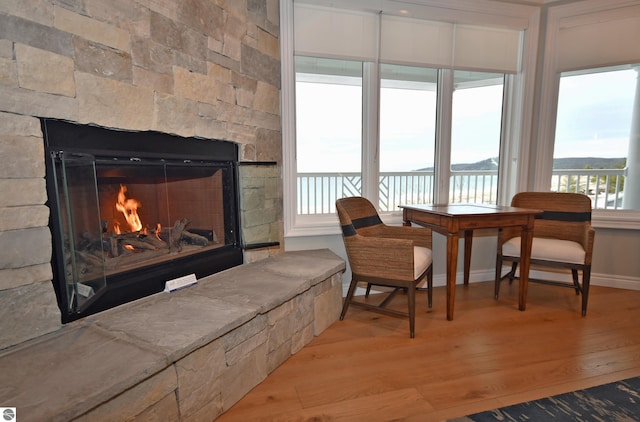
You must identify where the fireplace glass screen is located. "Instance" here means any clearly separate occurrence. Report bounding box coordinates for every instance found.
[43,120,243,322]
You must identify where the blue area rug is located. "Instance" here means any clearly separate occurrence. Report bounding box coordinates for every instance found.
[457,376,640,421]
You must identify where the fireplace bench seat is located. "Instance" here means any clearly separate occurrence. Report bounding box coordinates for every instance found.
[0,249,345,422]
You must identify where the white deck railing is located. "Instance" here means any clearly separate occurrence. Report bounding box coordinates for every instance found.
[297,168,626,214]
[551,168,625,209]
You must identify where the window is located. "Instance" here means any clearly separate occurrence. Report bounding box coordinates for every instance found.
[379,64,437,211]
[282,0,538,235]
[451,71,504,204]
[553,65,639,210]
[295,57,363,215]
[536,0,640,228]
[294,59,508,215]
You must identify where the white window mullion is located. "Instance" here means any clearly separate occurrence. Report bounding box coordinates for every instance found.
[498,74,521,205]
[280,0,300,236]
[361,61,380,204]
[435,69,453,203]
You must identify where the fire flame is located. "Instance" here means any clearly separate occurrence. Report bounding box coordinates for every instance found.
[115,184,142,232]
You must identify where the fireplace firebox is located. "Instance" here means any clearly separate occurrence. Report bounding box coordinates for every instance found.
[42,119,243,323]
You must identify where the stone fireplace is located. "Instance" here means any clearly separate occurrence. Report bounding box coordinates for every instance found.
[0,0,282,350]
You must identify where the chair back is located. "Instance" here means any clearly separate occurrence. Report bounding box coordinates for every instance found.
[511,192,591,244]
[336,197,388,278]
[336,196,384,238]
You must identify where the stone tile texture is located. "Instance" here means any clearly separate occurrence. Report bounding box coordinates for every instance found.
[0,250,345,421]
[0,0,284,352]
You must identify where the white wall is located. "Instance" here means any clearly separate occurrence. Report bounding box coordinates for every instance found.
[285,229,503,293]
[285,226,640,293]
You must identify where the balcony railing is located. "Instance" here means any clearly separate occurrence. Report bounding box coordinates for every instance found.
[297,168,626,214]
[551,169,625,209]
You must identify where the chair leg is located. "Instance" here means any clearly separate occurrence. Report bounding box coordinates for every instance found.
[340,276,359,320]
[365,283,372,297]
[581,267,591,317]
[495,254,503,299]
[379,288,400,308]
[495,260,518,299]
[507,262,518,284]
[417,266,433,308]
[571,269,581,295]
[407,284,416,338]
[427,267,433,308]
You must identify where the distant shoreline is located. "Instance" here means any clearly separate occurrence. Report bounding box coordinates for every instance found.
[417,157,625,172]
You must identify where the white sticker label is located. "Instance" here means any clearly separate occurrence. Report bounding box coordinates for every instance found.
[164,274,198,292]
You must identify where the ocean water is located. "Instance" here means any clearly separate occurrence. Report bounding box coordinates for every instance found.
[297,172,499,214]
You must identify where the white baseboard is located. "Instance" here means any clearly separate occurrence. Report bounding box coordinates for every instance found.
[449,268,640,291]
[347,269,640,296]
[589,273,640,290]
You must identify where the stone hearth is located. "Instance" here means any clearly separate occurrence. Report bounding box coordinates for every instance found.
[0,250,345,421]
[0,0,283,350]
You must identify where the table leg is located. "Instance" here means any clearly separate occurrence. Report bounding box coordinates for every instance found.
[518,225,535,311]
[446,232,459,321]
[464,230,473,285]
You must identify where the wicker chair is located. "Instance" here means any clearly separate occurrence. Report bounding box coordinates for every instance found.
[495,192,595,316]
[336,196,433,338]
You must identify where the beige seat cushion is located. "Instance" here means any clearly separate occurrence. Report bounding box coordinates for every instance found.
[414,246,433,278]
[503,237,586,265]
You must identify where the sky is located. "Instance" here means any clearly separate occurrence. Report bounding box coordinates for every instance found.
[554,69,635,159]
[295,68,636,173]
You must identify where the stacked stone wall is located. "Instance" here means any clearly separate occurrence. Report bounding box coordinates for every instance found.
[0,0,283,350]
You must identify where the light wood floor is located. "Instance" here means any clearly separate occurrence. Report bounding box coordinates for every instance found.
[217,281,640,422]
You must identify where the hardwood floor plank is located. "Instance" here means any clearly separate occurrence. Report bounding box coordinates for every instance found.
[295,372,394,409]
[415,343,640,409]
[217,282,640,421]
[297,388,435,422]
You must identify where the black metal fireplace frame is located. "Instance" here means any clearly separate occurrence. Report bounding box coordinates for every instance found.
[42,119,244,323]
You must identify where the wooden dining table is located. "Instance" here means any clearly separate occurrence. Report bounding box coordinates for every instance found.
[400,203,542,321]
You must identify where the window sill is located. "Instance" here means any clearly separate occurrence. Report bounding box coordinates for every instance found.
[592,209,640,230]
[285,214,342,238]
[285,211,410,238]
[285,209,640,238]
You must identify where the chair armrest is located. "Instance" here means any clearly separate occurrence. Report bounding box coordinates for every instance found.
[344,234,416,281]
[363,225,432,249]
[582,226,595,265]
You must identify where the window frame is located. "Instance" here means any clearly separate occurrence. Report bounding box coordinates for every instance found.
[280,0,541,237]
[536,0,640,229]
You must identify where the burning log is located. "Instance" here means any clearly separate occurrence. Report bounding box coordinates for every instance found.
[78,232,106,254]
[76,250,105,268]
[143,230,169,249]
[63,181,221,281]
[168,218,189,251]
[120,238,157,250]
[110,237,119,257]
[159,218,212,249]
[104,249,169,270]
[181,230,209,246]
[68,214,216,277]
[107,231,169,255]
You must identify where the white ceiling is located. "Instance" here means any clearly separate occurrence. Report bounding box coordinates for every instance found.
[297,0,565,13]
[497,0,559,4]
